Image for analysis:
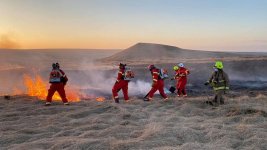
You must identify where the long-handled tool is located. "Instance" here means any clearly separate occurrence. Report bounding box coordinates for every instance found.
[169,86,176,93]
[143,92,150,101]
[169,78,176,93]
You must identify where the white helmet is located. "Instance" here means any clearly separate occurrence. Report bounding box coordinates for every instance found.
[178,63,184,68]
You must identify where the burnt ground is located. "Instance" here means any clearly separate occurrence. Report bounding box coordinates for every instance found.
[1,59,267,100]
[75,60,267,99]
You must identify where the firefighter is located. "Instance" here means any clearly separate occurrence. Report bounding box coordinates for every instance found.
[173,66,179,71]
[205,61,229,106]
[174,63,190,97]
[145,65,168,101]
[112,63,129,103]
[45,63,69,106]
[168,66,179,93]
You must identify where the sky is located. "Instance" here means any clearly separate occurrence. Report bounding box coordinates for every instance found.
[0,0,267,51]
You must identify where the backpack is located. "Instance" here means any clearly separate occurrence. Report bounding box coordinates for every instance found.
[159,68,168,79]
[49,69,63,83]
[58,69,68,84]
[124,67,135,81]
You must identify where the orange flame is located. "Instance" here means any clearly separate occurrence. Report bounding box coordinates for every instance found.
[23,74,80,102]
[96,96,105,102]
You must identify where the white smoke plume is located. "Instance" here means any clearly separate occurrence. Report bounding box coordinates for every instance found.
[75,61,153,98]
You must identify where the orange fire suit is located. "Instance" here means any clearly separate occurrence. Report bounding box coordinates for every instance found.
[112,69,129,100]
[148,68,167,99]
[175,67,190,96]
[46,69,68,103]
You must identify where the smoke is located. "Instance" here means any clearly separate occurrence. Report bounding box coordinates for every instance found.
[2,48,267,98]
[128,80,151,96]
[0,33,20,49]
[71,58,178,99]
[74,61,153,98]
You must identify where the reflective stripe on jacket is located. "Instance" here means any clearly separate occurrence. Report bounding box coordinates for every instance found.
[49,69,63,83]
[175,67,190,80]
[208,70,229,91]
[116,69,125,82]
[151,68,160,83]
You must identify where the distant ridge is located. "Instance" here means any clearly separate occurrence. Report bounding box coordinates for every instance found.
[100,43,246,63]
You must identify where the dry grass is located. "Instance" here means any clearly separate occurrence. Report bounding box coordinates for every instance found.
[0,94,266,150]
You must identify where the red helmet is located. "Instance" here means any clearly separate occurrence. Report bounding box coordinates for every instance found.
[147,64,155,70]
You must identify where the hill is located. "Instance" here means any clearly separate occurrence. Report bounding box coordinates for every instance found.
[100,43,265,64]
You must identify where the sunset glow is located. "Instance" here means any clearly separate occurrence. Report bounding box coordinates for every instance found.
[0,0,266,51]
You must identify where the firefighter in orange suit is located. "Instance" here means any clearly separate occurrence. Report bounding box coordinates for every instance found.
[174,63,190,97]
[45,63,69,106]
[145,65,168,101]
[112,63,129,103]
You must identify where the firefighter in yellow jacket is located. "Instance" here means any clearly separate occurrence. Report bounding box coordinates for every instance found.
[205,61,229,106]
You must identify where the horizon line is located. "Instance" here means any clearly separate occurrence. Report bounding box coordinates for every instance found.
[1,48,267,53]
[0,42,266,52]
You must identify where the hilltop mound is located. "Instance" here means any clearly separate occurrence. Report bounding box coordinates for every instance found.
[101,43,241,63]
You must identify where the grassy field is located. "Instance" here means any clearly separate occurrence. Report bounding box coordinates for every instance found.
[0,94,266,150]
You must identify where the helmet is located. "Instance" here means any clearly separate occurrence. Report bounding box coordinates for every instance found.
[147,64,155,70]
[178,63,184,68]
[214,61,223,69]
[119,63,126,69]
[52,63,57,69]
[173,66,179,71]
[55,62,60,69]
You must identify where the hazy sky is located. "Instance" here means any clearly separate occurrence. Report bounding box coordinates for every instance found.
[0,0,267,51]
